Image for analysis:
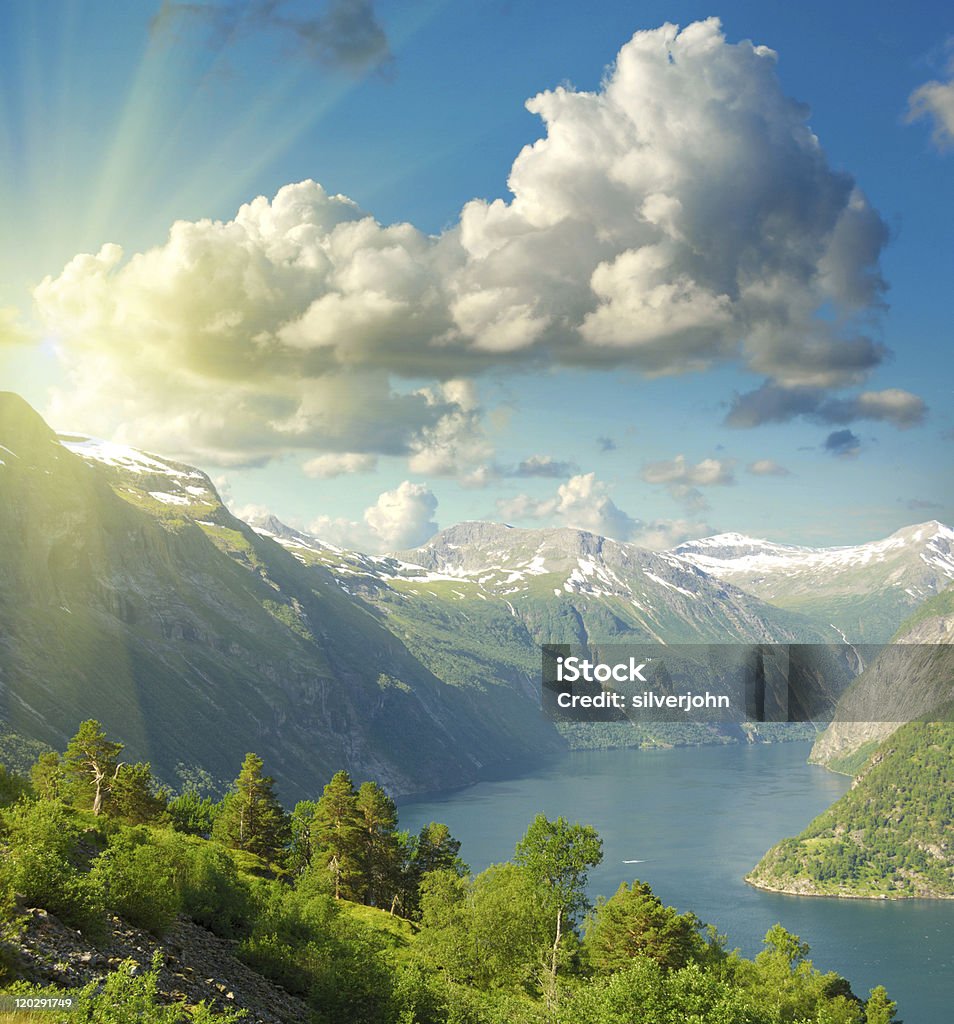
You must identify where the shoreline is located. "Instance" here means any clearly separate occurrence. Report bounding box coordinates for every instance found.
[744,874,954,901]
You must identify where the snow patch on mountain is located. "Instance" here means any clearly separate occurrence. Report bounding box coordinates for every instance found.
[58,435,204,479]
[673,522,954,578]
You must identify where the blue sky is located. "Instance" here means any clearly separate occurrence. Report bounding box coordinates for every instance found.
[1,1,952,550]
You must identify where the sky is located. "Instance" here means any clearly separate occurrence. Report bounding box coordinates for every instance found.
[1,0,952,552]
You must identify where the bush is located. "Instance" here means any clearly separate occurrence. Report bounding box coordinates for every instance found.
[153,833,252,937]
[0,800,103,931]
[89,830,180,935]
[168,790,220,836]
[0,764,30,807]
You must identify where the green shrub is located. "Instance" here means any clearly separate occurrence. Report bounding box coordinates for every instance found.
[0,800,103,931]
[153,833,251,937]
[0,764,30,807]
[168,790,220,836]
[1,953,247,1022]
[89,830,180,935]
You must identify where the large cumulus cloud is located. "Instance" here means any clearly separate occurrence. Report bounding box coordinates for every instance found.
[310,480,439,552]
[35,18,916,466]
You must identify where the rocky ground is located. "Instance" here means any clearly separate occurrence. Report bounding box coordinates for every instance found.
[4,907,314,1023]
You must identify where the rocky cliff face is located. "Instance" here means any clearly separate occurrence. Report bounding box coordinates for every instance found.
[809,587,954,772]
[0,393,563,799]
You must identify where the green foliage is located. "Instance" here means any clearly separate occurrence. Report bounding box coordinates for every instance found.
[30,752,67,802]
[751,721,954,897]
[585,881,707,974]
[413,821,467,877]
[153,832,252,937]
[469,863,556,993]
[401,821,467,918]
[311,770,365,900]
[168,789,221,836]
[110,762,169,824]
[0,741,900,1024]
[89,829,179,935]
[213,753,289,862]
[740,925,864,1024]
[0,764,29,807]
[355,780,402,908]
[515,815,603,926]
[236,882,400,1024]
[2,953,247,1022]
[864,985,900,1024]
[417,863,555,995]
[0,799,103,931]
[515,813,602,999]
[63,720,124,816]
[287,798,319,874]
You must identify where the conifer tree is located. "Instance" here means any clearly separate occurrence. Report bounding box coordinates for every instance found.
[111,762,168,824]
[356,781,400,907]
[214,753,289,861]
[30,751,67,802]
[63,719,124,815]
[313,770,364,899]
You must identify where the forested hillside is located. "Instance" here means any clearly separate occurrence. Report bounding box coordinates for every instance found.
[748,718,954,899]
[0,722,901,1024]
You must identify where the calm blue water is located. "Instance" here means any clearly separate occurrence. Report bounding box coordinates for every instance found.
[398,743,952,1023]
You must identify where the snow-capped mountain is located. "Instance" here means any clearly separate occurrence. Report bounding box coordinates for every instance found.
[670,522,954,643]
[1,394,567,798]
[245,516,840,647]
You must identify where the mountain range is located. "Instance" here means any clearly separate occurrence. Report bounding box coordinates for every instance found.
[1,391,952,799]
[673,524,954,644]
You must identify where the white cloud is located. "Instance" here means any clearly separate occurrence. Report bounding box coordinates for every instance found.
[497,473,713,549]
[631,518,715,551]
[34,19,907,466]
[908,69,954,148]
[640,454,734,511]
[497,473,640,541]
[310,480,438,552]
[552,473,643,539]
[497,493,557,521]
[406,380,493,477]
[641,454,735,487]
[747,459,791,477]
[303,452,378,478]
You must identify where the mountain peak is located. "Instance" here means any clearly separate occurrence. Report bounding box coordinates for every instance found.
[0,391,57,454]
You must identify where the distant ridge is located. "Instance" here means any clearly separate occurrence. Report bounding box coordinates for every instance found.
[670,521,954,643]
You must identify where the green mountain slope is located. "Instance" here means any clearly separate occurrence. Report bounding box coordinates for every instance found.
[747,717,954,898]
[0,393,563,799]
[251,517,848,748]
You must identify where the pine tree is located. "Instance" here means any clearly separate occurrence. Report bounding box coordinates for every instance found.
[313,770,364,899]
[63,720,124,815]
[355,781,401,907]
[214,753,289,861]
[30,751,67,802]
[111,762,168,824]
